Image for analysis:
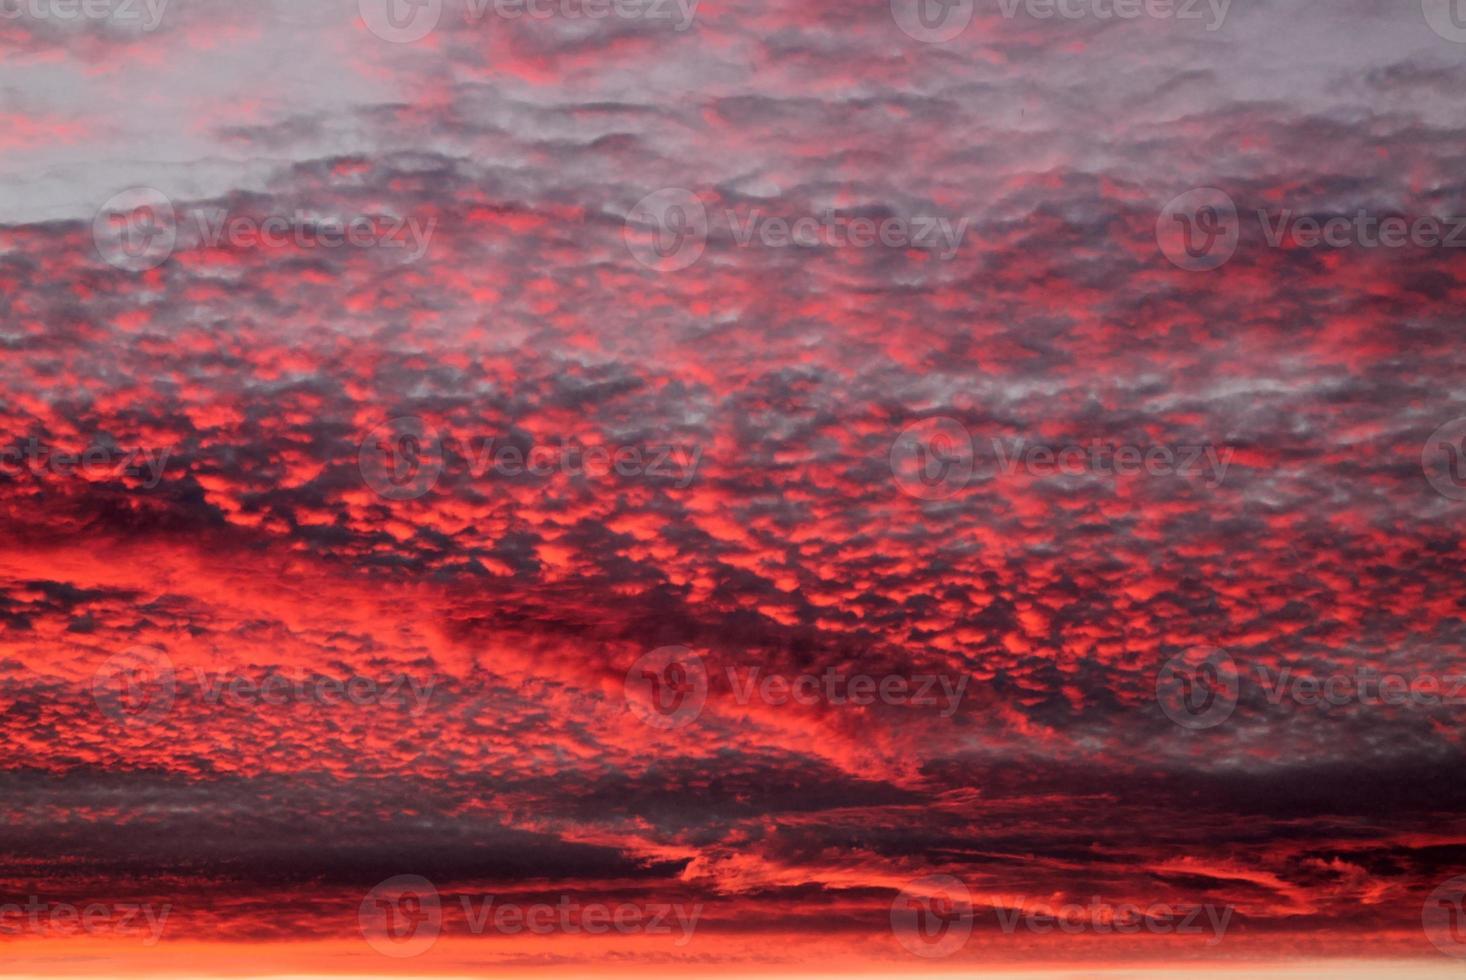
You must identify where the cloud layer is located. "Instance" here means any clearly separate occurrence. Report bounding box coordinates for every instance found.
[1,0,1465,974]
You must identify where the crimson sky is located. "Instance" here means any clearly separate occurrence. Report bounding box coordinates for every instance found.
[2,0,1466,977]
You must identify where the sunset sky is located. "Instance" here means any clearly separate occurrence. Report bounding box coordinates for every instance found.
[2,0,1466,977]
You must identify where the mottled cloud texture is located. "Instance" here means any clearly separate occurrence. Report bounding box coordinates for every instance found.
[2,0,1465,976]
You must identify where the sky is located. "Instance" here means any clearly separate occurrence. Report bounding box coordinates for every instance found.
[2,0,1466,976]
